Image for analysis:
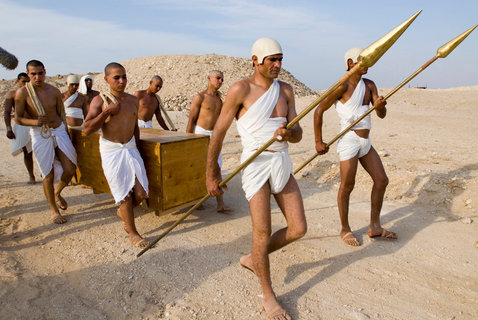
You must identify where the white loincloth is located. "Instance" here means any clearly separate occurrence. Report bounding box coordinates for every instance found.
[337,130,372,161]
[335,79,371,131]
[138,119,153,128]
[30,122,77,183]
[78,75,93,95]
[99,136,149,204]
[11,123,32,156]
[236,79,292,201]
[194,125,222,167]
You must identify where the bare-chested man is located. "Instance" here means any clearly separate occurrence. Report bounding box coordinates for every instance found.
[207,38,306,320]
[78,75,99,105]
[83,62,150,248]
[62,75,88,127]
[134,75,170,130]
[314,47,397,246]
[15,60,77,224]
[4,72,35,184]
[186,70,231,213]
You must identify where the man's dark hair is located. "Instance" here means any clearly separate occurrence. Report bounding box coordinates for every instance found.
[17,72,28,79]
[104,62,125,76]
[26,59,45,70]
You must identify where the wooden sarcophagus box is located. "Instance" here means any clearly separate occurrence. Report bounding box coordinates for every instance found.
[70,127,209,215]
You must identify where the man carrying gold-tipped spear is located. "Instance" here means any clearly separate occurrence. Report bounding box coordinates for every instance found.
[207,38,305,320]
[314,48,397,247]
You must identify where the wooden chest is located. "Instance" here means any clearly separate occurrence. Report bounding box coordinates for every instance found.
[70,127,209,215]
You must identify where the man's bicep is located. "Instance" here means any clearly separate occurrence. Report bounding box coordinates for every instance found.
[84,97,103,120]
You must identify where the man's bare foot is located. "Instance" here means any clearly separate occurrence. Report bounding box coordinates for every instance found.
[217,205,233,213]
[28,176,35,184]
[239,254,255,275]
[262,296,291,320]
[55,194,68,210]
[51,212,67,224]
[130,234,150,249]
[367,228,397,240]
[340,231,361,246]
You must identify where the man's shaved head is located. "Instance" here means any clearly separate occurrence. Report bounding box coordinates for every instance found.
[26,59,45,70]
[208,70,223,78]
[150,75,163,83]
[104,62,125,76]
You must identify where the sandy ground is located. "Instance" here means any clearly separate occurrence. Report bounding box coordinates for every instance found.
[1,86,477,320]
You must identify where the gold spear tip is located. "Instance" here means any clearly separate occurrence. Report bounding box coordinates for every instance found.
[359,10,422,68]
[437,24,478,58]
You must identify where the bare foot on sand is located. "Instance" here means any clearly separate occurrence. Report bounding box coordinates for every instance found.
[28,176,35,184]
[55,194,68,210]
[262,296,291,320]
[367,228,397,240]
[51,212,67,224]
[340,231,360,246]
[130,234,150,249]
[217,205,233,213]
[239,254,255,275]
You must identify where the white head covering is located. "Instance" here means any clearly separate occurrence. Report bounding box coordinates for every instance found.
[78,75,93,94]
[344,47,363,70]
[66,74,79,85]
[252,38,283,64]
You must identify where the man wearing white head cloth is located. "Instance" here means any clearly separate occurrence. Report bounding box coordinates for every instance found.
[314,47,397,247]
[206,38,305,320]
[62,74,88,127]
[78,74,99,104]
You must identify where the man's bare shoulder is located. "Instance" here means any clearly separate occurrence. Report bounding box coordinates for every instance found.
[134,90,146,97]
[278,80,293,93]
[90,94,103,107]
[5,88,17,99]
[45,83,62,96]
[125,92,139,103]
[363,78,377,89]
[78,93,88,103]
[228,78,251,96]
[15,86,28,99]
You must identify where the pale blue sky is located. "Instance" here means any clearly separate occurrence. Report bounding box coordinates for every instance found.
[1,0,477,90]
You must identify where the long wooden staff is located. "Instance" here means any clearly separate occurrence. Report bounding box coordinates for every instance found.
[156,94,177,131]
[137,10,422,257]
[294,24,477,176]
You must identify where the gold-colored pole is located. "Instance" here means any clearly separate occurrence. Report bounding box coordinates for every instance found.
[294,24,477,175]
[137,10,422,257]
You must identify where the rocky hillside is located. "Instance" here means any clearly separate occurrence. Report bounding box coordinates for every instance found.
[1,54,317,112]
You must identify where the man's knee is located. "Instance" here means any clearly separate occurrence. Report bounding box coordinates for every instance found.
[289,221,307,240]
[375,175,389,190]
[339,181,355,194]
[61,161,76,177]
